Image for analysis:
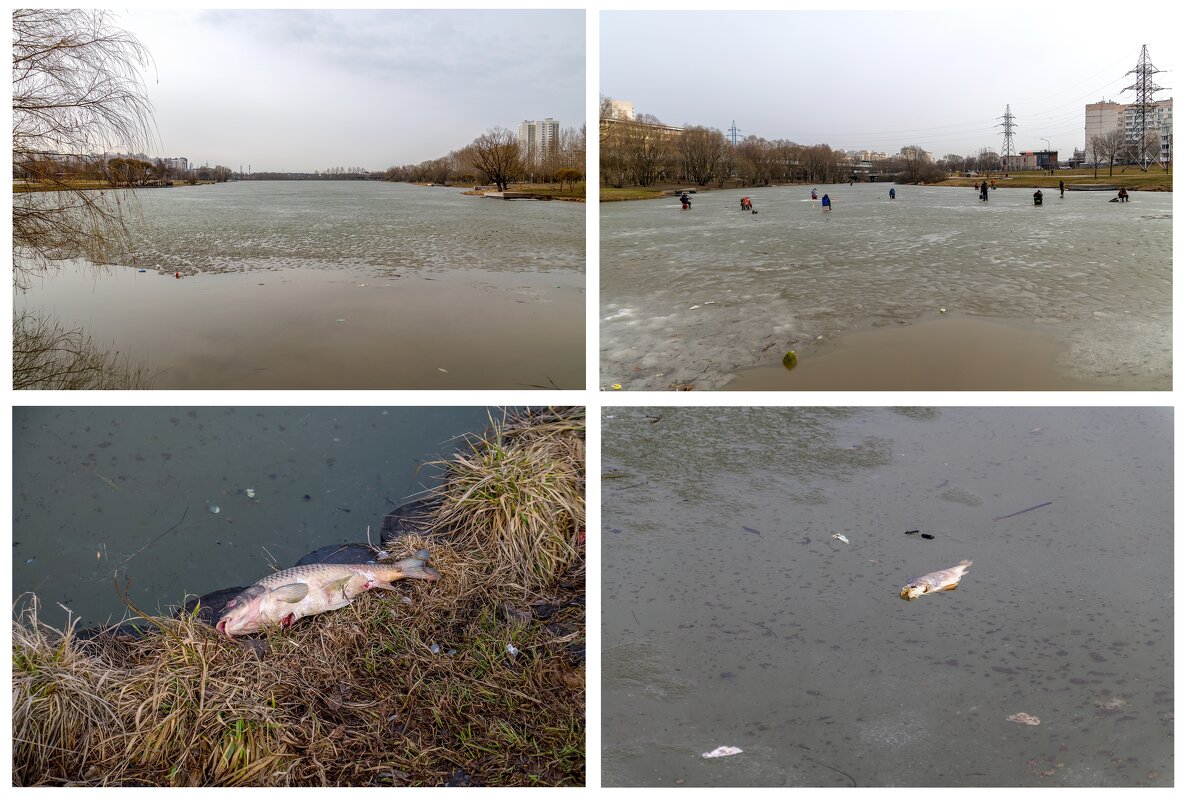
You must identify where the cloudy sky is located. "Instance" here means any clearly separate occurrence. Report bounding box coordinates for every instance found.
[601,10,1173,158]
[119,9,584,172]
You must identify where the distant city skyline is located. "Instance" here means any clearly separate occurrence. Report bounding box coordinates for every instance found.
[601,10,1173,159]
[118,9,584,172]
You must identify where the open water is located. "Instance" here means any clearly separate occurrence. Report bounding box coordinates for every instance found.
[600,184,1171,390]
[16,181,584,388]
[12,406,498,630]
[602,407,1173,786]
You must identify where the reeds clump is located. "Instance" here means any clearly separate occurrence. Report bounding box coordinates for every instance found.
[12,407,585,786]
[428,406,585,595]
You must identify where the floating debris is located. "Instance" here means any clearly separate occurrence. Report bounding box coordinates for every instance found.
[782,350,798,369]
[245,488,256,499]
[1007,712,1041,726]
[208,504,221,514]
[831,532,849,545]
[702,746,743,759]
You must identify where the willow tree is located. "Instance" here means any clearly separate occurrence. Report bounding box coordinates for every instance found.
[12,8,156,286]
[470,127,522,192]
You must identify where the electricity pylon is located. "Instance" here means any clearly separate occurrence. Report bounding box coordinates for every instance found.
[996,105,1017,171]
[1123,44,1168,169]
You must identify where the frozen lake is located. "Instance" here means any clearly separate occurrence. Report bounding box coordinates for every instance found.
[600,185,1171,390]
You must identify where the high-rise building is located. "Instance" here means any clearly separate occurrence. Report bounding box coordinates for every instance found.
[1085,99,1172,162]
[518,118,560,163]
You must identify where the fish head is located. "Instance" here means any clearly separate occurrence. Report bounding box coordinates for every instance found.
[899,583,926,601]
[216,584,284,636]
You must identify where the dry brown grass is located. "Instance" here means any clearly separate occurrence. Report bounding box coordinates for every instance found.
[12,407,585,786]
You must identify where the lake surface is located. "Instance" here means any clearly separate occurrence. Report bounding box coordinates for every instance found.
[600,185,1171,390]
[16,181,584,389]
[12,406,499,630]
[602,407,1173,786]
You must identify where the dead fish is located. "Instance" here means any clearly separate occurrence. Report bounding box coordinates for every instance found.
[899,559,972,601]
[216,556,440,636]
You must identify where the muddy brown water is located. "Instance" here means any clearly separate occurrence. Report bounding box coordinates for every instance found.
[15,181,585,389]
[725,315,1107,390]
[602,407,1173,786]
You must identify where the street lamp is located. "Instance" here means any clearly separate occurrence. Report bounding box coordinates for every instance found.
[1041,138,1051,173]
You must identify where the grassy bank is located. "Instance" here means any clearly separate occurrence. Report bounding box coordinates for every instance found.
[936,167,1171,191]
[13,407,585,787]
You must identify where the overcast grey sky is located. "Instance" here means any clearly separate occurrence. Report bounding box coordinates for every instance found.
[120,9,584,172]
[601,10,1174,158]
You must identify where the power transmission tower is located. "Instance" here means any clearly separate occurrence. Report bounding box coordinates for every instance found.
[996,104,1017,171]
[727,120,741,146]
[1123,44,1168,169]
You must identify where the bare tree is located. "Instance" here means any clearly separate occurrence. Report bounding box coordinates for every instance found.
[975,148,1001,175]
[12,9,156,286]
[470,127,522,191]
[1093,129,1127,177]
[679,126,726,186]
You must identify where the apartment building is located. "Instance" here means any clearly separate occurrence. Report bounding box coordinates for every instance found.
[1085,98,1173,161]
[518,118,560,163]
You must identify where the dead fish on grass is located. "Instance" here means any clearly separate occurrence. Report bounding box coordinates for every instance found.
[899,559,972,601]
[216,556,440,636]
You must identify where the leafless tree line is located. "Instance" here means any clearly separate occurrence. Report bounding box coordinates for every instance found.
[383,124,586,191]
[600,98,951,188]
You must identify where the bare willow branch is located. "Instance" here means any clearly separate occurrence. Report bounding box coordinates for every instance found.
[12,9,157,283]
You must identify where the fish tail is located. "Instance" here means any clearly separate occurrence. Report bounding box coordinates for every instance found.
[389,557,442,582]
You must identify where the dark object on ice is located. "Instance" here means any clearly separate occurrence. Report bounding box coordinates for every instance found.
[294,542,378,566]
[992,500,1052,522]
[380,497,439,543]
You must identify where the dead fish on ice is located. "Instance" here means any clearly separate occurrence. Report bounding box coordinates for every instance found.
[216,556,440,636]
[899,559,972,601]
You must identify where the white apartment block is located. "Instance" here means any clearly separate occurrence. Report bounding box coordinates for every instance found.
[1085,99,1173,161]
[518,118,560,163]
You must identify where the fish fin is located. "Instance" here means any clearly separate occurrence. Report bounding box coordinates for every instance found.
[941,584,958,591]
[370,581,398,592]
[395,557,442,581]
[270,582,310,603]
[958,559,973,568]
[322,575,351,594]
